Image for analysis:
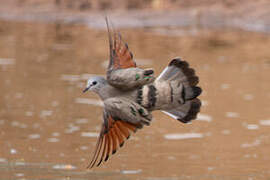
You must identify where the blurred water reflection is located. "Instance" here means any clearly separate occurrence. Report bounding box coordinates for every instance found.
[0,20,270,179]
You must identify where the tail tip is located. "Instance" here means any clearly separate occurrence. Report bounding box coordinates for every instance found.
[184,86,202,100]
[193,86,202,98]
[169,58,189,68]
[180,99,202,123]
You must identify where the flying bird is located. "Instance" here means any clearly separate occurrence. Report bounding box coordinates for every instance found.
[83,18,202,168]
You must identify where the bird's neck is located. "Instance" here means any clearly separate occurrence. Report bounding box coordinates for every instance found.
[97,83,117,101]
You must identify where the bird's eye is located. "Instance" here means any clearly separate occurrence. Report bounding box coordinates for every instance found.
[92,81,97,85]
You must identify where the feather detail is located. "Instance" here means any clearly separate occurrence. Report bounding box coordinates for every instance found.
[87,125,105,168]
[88,115,139,168]
[97,134,107,166]
[105,130,112,162]
[106,17,136,70]
[121,121,137,133]
[115,121,130,139]
[114,124,125,147]
[110,127,118,155]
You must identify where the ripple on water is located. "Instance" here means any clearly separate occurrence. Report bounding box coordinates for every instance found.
[61,73,104,82]
[220,83,230,90]
[60,74,80,82]
[164,133,203,140]
[75,98,103,107]
[226,112,239,118]
[11,121,24,128]
[241,139,261,148]
[15,92,23,99]
[259,119,270,126]
[52,164,77,170]
[11,121,28,128]
[47,138,59,143]
[15,161,26,166]
[65,124,80,134]
[201,100,209,106]
[81,132,99,137]
[221,129,231,135]
[245,124,259,130]
[196,114,212,122]
[75,118,88,124]
[10,149,17,154]
[243,94,254,101]
[80,73,103,80]
[0,58,15,65]
[121,169,142,174]
[80,146,88,150]
[15,173,24,177]
[0,158,7,163]
[52,132,60,137]
[167,156,176,160]
[28,134,41,139]
[244,154,258,158]
[40,110,53,118]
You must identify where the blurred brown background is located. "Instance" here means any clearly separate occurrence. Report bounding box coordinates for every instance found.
[0,0,269,10]
[0,0,270,180]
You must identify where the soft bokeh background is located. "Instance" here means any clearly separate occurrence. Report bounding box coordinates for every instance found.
[1,0,270,179]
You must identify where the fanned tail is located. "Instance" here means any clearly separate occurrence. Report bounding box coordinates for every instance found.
[162,98,201,123]
[157,58,202,123]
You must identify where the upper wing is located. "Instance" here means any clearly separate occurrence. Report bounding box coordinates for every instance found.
[87,112,138,169]
[105,18,155,90]
[105,17,136,71]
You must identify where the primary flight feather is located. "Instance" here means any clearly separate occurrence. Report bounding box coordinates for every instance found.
[83,17,202,168]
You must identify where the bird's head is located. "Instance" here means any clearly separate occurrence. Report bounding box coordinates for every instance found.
[83,76,106,94]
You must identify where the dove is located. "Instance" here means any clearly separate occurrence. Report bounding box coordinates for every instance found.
[83,18,202,168]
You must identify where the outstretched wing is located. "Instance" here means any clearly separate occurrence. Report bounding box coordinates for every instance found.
[105,17,136,71]
[87,97,152,168]
[87,112,138,169]
[105,18,155,90]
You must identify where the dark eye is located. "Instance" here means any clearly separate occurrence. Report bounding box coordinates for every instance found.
[92,81,97,85]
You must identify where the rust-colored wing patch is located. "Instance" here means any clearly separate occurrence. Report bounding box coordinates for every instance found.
[106,17,136,70]
[87,115,138,168]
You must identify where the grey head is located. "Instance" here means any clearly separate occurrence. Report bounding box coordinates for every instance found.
[83,76,107,94]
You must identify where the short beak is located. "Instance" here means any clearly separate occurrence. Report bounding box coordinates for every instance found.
[83,87,90,93]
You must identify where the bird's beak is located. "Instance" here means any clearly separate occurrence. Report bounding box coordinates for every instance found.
[83,87,90,93]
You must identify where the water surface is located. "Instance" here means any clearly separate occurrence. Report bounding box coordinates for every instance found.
[0,20,270,179]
